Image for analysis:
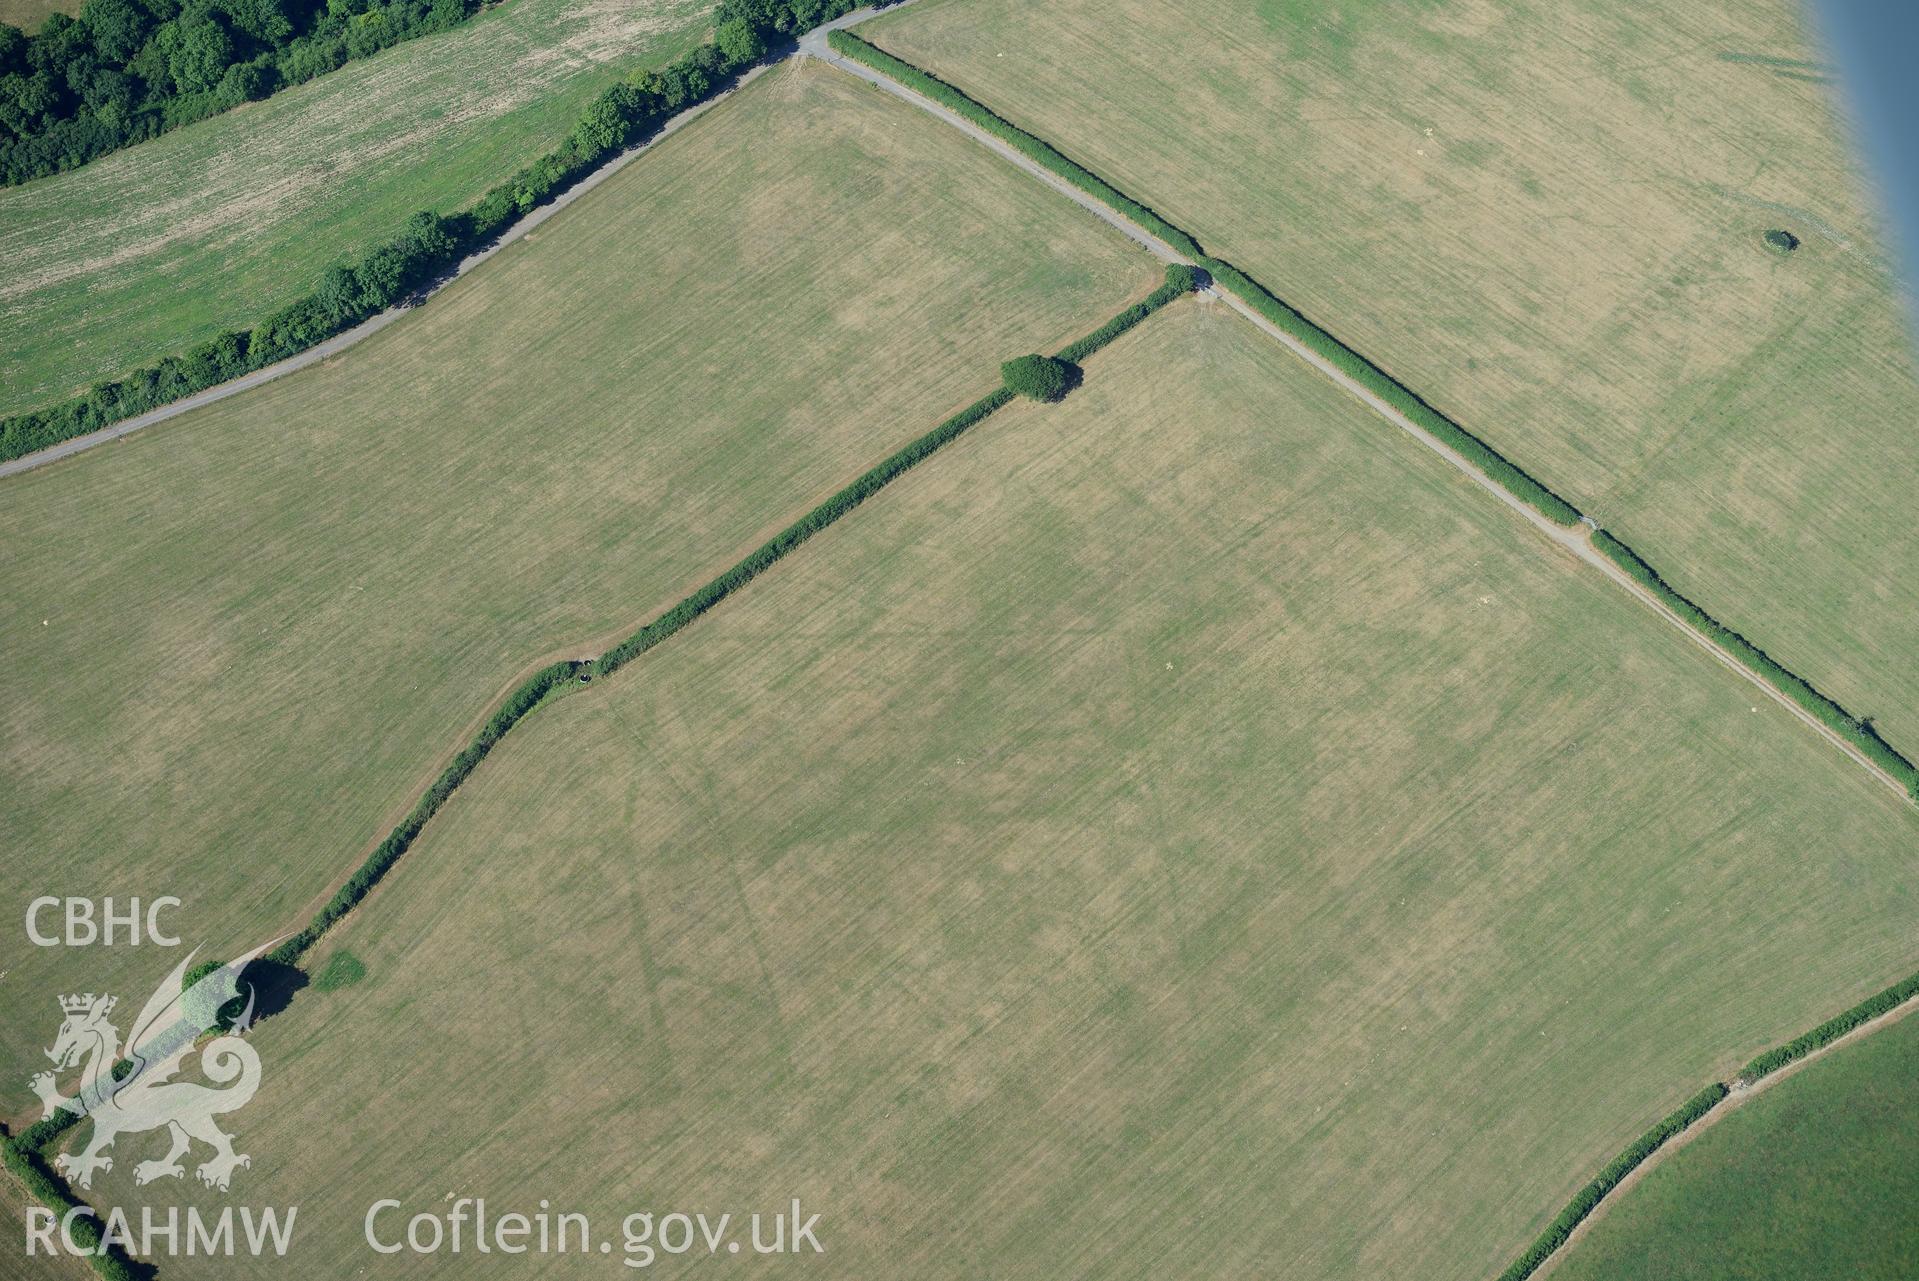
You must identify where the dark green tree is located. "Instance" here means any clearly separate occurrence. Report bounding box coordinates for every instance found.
[1001,354,1072,402]
[164,17,234,95]
[79,0,150,63]
[714,17,764,68]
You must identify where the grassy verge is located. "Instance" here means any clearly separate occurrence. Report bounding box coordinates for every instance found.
[826,28,1580,528]
[0,0,716,421]
[0,9,759,465]
[1498,967,1919,1280]
[9,268,1198,1272]
[1497,1086,1728,1281]
[1737,968,1919,1084]
[1,3,913,463]
[1553,998,1919,1280]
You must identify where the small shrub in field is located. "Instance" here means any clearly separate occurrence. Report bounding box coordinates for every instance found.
[1763,228,1800,254]
[1002,354,1072,401]
[313,950,369,992]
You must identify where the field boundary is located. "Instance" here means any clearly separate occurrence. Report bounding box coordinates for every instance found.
[815,28,1919,805]
[1531,988,1919,1279]
[0,60,769,479]
[274,265,1196,969]
[3,269,1199,1281]
[0,1121,141,1280]
[798,32,1919,1276]
[1501,966,1919,1281]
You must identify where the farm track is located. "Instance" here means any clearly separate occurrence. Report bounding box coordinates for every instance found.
[801,31,1912,806]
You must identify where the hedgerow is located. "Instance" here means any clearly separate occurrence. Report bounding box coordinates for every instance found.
[1001,353,1071,401]
[598,388,1016,675]
[262,384,1018,968]
[0,2,865,466]
[828,31,1582,529]
[837,35,1919,800]
[1055,262,1202,364]
[1497,965,1919,1280]
[1195,256,1584,526]
[825,30,1204,260]
[2,1134,139,1280]
[1737,968,1919,1084]
[1496,1083,1727,1281]
[267,657,581,966]
[273,273,1190,966]
[1593,531,1919,798]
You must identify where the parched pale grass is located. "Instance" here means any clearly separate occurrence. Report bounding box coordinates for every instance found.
[1553,1008,1919,1280]
[0,0,716,418]
[0,61,1152,1112]
[164,307,1919,1280]
[867,0,1919,753]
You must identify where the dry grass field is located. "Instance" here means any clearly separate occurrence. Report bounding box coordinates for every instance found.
[0,62,1152,1116]
[867,0,1919,753]
[0,0,715,418]
[126,305,1919,1280]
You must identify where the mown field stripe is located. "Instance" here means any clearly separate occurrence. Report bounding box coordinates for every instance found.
[821,28,1919,805]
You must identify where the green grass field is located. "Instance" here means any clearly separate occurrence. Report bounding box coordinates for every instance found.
[1555,1008,1919,1279]
[0,61,1152,1119]
[866,0,1919,756]
[112,303,1919,1280]
[0,0,79,32]
[0,0,717,419]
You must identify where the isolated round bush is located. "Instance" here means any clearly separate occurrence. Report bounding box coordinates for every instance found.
[1763,228,1800,255]
[1164,263,1207,293]
[1001,354,1072,402]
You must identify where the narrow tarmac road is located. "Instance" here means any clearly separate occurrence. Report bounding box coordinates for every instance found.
[0,2,934,481]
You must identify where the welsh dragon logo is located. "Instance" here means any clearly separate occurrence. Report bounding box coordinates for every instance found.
[29,942,275,1193]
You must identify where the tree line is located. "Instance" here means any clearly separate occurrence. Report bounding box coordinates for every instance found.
[0,0,488,186]
[0,1,869,463]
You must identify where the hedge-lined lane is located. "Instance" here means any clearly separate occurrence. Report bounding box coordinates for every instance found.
[826,27,1919,806]
[0,0,882,467]
[824,29,1579,527]
[811,33,1919,1280]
